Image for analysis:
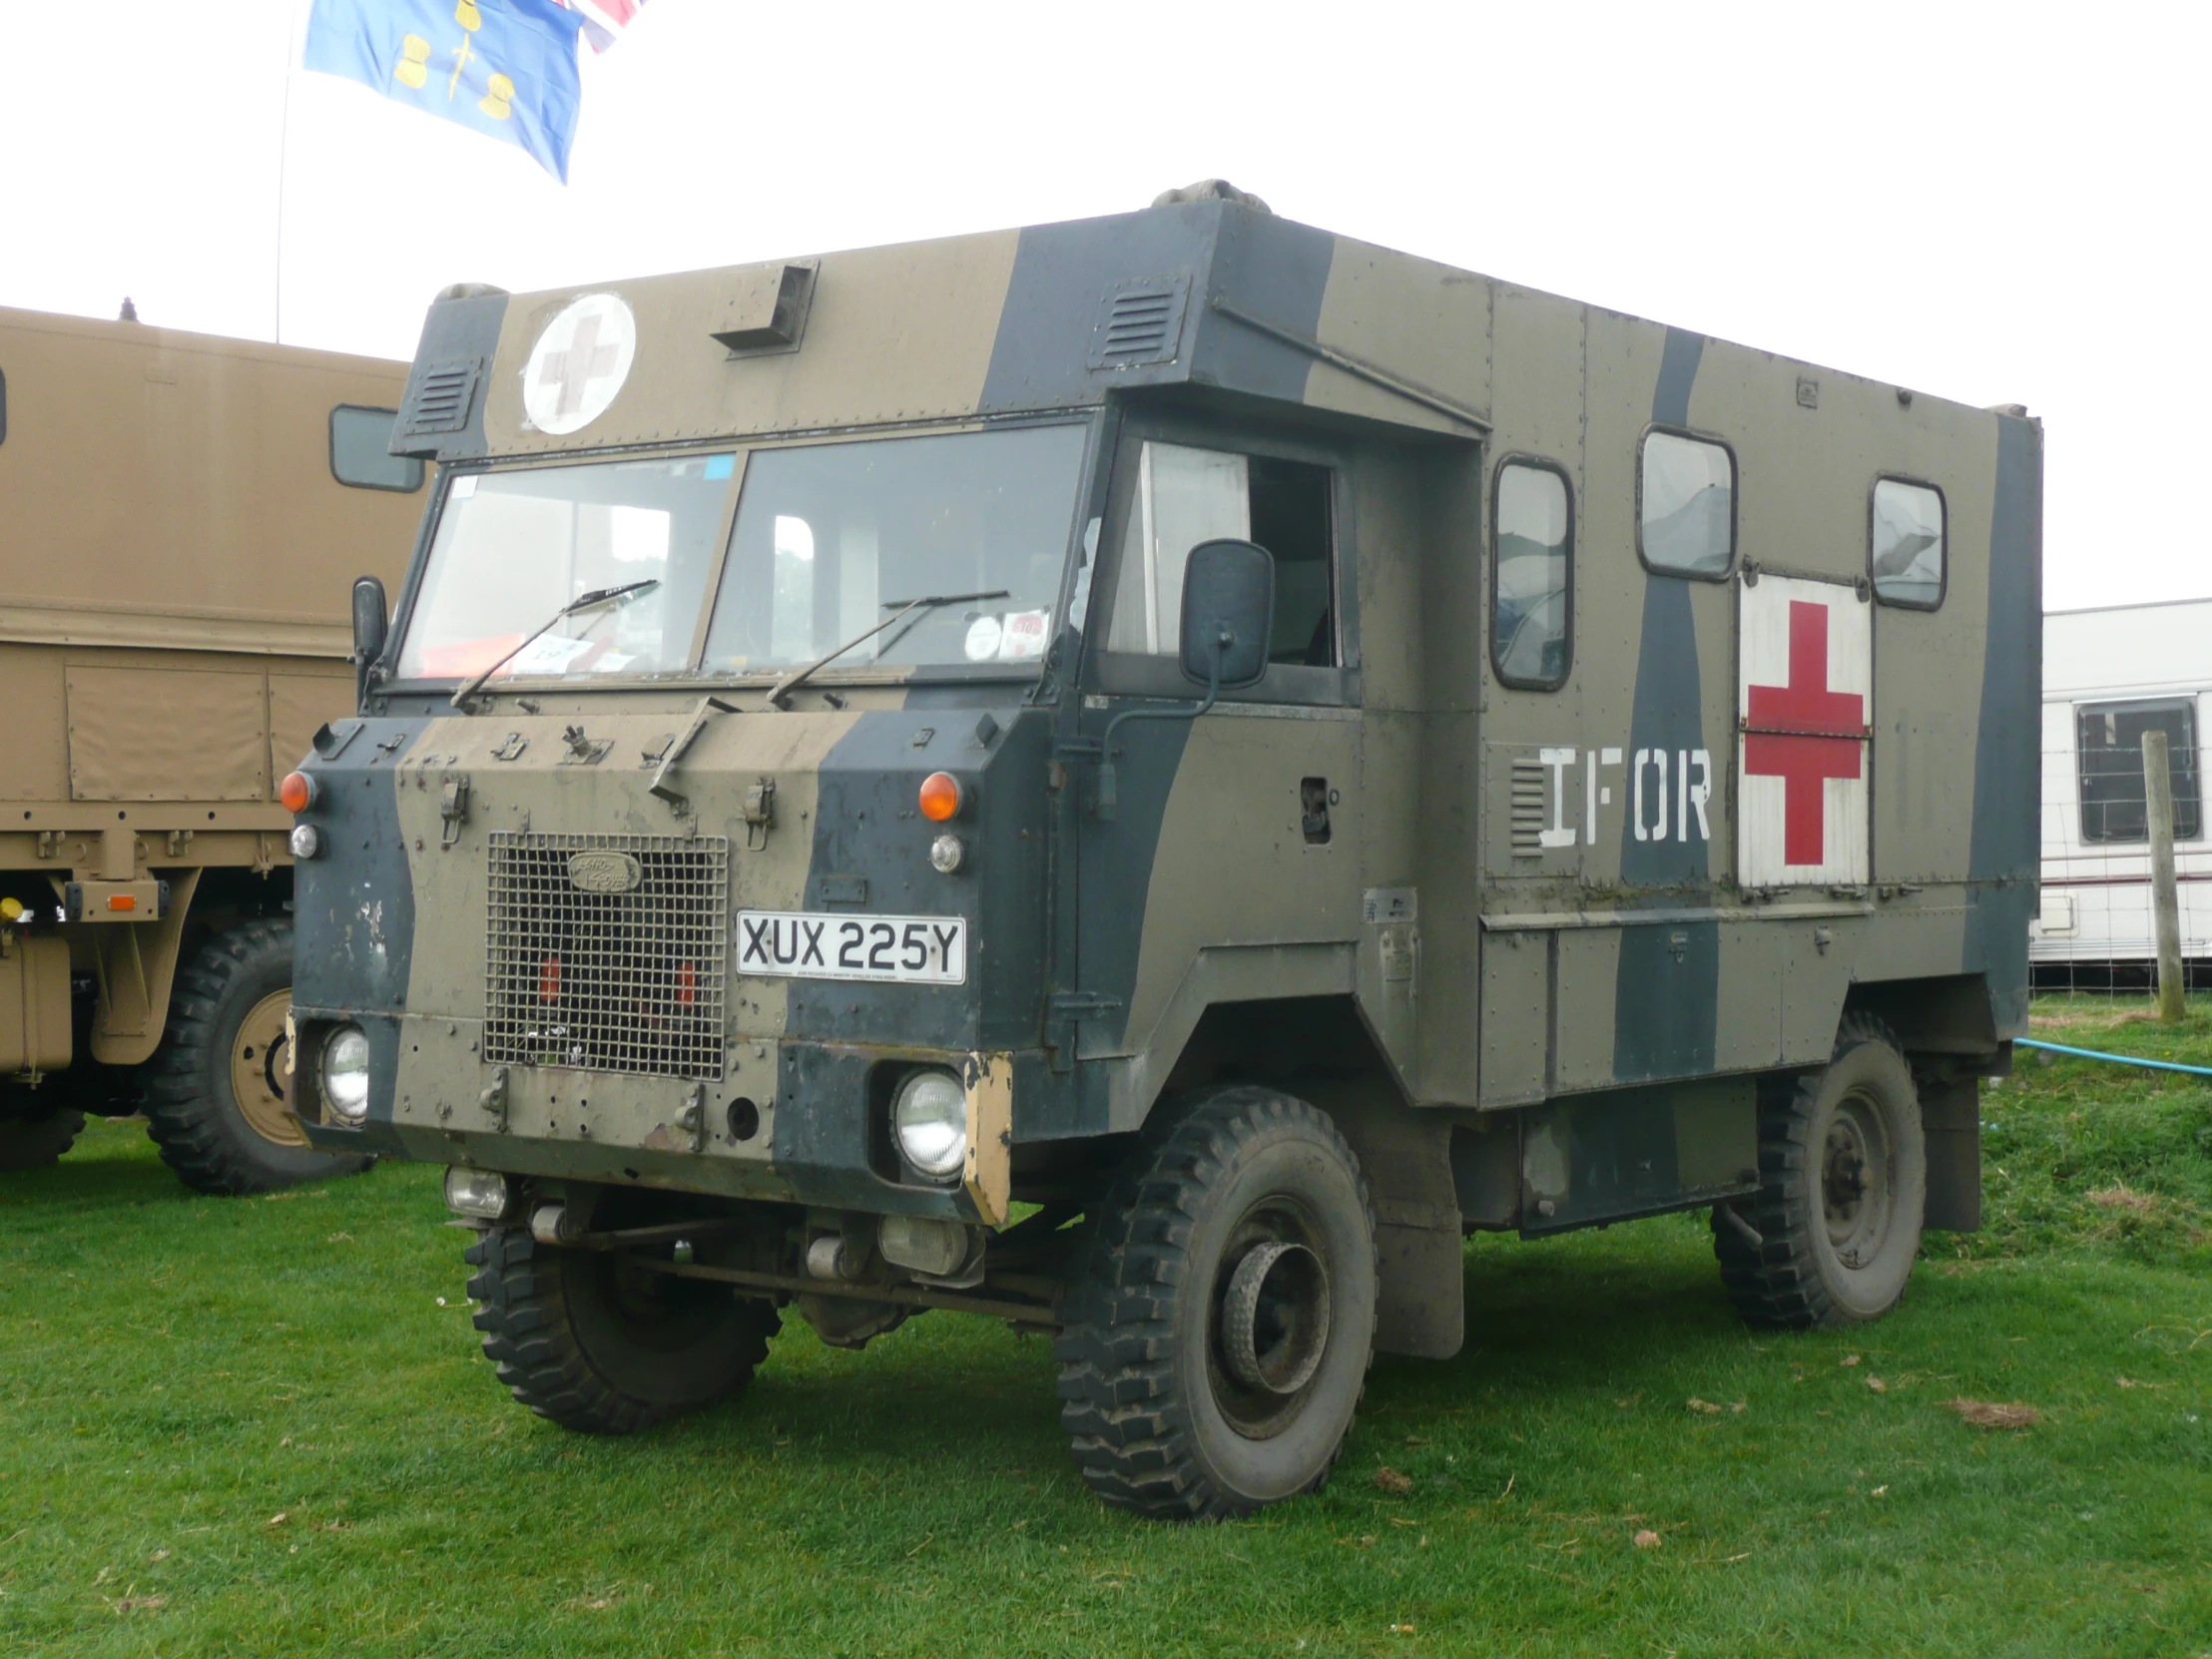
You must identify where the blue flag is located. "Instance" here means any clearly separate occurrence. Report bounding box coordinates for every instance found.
[304,0,586,183]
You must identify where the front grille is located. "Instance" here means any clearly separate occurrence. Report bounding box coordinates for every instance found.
[485,831,729,1081]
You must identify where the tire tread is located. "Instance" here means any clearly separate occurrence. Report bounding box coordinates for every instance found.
[1714,1012,1913,1330]
[1053,1086,1377,1520]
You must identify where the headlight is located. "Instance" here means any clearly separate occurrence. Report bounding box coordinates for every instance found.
[321,1024,371,1125]
[444,1166,511,1220]
[288,824,321,858]
[892,1067,967,1180]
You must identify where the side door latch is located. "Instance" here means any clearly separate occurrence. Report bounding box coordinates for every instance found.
[439,774,471,848]
[743,778,776,850]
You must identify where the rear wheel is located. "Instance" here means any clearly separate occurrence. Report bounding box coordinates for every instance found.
[140,920,372,1195]
[464,1226,781,1434]
[1056,1086,1378,1520]
[1715,1014,1928,1328]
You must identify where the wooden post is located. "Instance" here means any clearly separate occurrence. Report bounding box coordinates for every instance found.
[2143,728,2186,1023]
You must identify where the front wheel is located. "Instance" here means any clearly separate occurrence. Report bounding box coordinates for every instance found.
[1056,1086,1378,1520]
[140,920,372,1195]
[464,1227,781,1434]
[1715,1014,1928,1328]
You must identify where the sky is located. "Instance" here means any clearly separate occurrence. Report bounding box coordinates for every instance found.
[3,0,2204,614]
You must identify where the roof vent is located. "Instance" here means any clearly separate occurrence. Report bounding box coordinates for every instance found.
[1151,179,1271,214]
[393,357,483,447]
[712,261,818,357]
[1089,274,1192,372]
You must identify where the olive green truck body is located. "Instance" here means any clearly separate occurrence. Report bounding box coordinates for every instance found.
[286,188,2038,1513]
[0,307,419,1187]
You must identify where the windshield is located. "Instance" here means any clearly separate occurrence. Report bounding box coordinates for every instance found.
[701,424,1086,674]
[397,453,734,682]
[393,424,1088,684]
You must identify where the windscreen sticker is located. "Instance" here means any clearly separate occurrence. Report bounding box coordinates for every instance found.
[997,610,1050,660]
[521,292,637,437]
[507,634,597,676]
[963,615,1004,661]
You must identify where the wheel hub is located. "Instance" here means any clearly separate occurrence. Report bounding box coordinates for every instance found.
[229,989,305,1148]
[1822,1091,1893,1269]
[1219,1240,1332,1395]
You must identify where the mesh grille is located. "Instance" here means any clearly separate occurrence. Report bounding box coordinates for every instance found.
[485,831,729,1080]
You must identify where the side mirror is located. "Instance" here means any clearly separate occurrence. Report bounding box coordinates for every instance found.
[350,576,388,707]
[1179,538,1275,691]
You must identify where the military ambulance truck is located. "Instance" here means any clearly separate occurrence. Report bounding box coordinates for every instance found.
[0,307,420,1190]
[285,183,2038,1518]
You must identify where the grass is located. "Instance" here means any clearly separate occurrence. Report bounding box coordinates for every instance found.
[2,1001,2208,1657]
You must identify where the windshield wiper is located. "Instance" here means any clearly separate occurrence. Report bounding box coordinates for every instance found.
[765,588,1009,710]
[449,579,661,711]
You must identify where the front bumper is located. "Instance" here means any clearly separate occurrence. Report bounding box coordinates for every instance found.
[293,1011,1021,1223]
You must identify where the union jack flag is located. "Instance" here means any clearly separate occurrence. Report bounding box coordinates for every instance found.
[552,0,646,53]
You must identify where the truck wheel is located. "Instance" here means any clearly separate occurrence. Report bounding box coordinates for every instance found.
[1715,1013,1928,1328]
[464,1227,781,1434]
[0,1098,85,1171]
[1055,1086,1378,1520]
[140,920,371,1196]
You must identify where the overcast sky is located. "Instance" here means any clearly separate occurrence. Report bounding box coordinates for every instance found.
[4,1,2202,613]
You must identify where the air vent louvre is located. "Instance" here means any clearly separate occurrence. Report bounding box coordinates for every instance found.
[395,357,483,441]
[1510,759,1547,856]
[1088,274,1191,371]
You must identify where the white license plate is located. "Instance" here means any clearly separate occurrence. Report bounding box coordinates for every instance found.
[736,910,967,984]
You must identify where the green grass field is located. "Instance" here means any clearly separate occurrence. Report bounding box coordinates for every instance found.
[4,999,2208,1657]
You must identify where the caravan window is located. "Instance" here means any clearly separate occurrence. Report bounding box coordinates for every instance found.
[329,405,424,492]
[1491,459,1571,689]
[2077,698,2201,843]
[1638,430,1734,577]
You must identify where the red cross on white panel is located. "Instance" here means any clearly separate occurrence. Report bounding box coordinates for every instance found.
[1737,577,1871,884]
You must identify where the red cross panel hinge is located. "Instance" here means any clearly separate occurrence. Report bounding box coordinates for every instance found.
[1736,576,1873,886]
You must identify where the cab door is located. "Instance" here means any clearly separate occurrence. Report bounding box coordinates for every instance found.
[1070,425,1363,1086]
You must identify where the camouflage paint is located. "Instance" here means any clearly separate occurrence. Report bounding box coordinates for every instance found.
[1965,413,2043,1034]
[299,196,2037,1233]
[1613,328,1720,1083]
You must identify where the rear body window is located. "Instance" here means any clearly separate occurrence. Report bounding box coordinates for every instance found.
[2076,698,2200,843]
[1491,458,1571,689]
[1871,478,1945,608]
[1638,429,1734,577]
[330,404,424,492]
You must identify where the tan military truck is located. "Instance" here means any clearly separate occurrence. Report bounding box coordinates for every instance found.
[0,306,420,1190]
[286,183,2038,1517]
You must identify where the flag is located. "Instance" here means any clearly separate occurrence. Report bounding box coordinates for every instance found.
[553,0,647,54]
[304,0,587,183]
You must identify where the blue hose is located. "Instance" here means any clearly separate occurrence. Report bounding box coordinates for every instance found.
[2013,1038,2212,1078]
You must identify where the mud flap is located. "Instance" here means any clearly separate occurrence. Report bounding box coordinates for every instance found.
[1921,1075,1982,1232]
[1305,1082,1463,1361]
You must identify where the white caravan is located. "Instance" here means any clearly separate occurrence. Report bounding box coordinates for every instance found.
[2035,598,2212,982]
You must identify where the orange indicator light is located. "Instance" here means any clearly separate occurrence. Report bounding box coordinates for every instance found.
[107,893,137,912]
[280,771,316,813]
[918,772,963,823]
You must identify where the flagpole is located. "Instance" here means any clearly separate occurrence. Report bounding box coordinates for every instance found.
[275,0,304,343]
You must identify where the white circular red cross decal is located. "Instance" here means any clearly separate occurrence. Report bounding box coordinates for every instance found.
[522,292,637,436]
